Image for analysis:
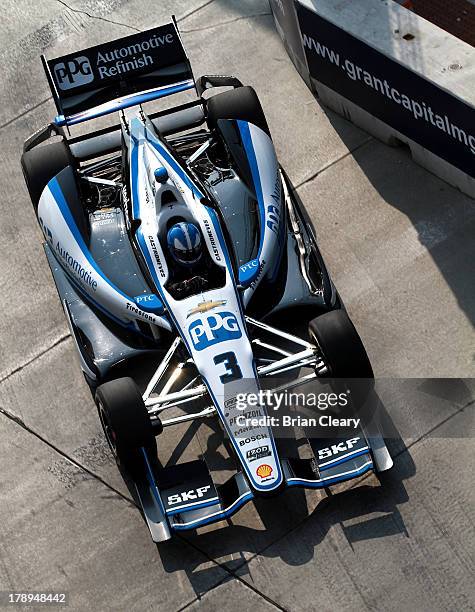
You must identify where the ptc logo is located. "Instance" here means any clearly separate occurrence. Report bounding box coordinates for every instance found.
[53,56,94,90]
[188,311,242,351]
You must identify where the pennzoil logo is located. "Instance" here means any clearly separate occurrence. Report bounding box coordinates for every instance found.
[256,464,273,479]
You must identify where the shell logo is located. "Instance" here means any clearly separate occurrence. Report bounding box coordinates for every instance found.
[256,464,273,479]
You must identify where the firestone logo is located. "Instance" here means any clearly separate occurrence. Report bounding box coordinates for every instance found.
[54,57,94,90]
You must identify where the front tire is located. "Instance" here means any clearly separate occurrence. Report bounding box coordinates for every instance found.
[95,377,156,475]
[309,309,374,379]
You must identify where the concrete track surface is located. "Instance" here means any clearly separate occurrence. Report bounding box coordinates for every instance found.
[0,1,474,610]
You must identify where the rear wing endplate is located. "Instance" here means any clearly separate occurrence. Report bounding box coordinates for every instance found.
[43,19,196,127]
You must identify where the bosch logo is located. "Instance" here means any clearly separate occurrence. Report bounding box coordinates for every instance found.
[53,56,94,90]
[188,311,241,351]
[239,433,267,447]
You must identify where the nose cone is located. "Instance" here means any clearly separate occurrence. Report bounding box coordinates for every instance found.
[154,167,169,183]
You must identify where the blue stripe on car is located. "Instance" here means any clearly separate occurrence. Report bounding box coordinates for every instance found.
[55,80,195,127]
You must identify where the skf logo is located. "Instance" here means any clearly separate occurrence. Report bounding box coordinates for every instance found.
[53,56,94,90]
[167,485,211,506]
[317,437,361,460]
[256,464,273,479]
[189,311,241,351]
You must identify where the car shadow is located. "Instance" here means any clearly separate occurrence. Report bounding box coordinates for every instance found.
[148,390,414,591]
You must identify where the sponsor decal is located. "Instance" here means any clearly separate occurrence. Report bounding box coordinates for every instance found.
[39,217,53,245]
[266,170,282,236]
[234,426,255,436]
[55,241,98,291]
[92,212,114,220]
[229,409,263,426]
[54,56,94,90]
[224,396,238,410]
[148,235,166,277]
[167,485,212,506]
[187,299,227,318]
[125,301,159,323]
[256,464,273,479]
[246,445,271,462]
[202,219,221,261]
[250,259,266,290]
[239,433,268,447]
[189,311,241,351]
[240,259,258,274]
[92,217,114,226]
[317,437,362,461]
[134,293,156,304]
[52,30,176,90]
[122,186,130,226]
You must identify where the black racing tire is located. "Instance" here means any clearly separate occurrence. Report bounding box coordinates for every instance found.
[206,85,271,137]
[309,309,374,379]
[21,141,74,212]
[95,377,157,474]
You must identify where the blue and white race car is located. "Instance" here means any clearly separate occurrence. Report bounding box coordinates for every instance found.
[22,20,392,541]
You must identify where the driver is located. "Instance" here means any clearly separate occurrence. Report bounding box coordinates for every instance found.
[166,221,210,299]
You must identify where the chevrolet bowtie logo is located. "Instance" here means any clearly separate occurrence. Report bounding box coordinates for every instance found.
[187,299,227,318]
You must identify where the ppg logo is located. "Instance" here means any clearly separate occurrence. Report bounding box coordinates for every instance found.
[53,56,94,90]
[189,311,241,351]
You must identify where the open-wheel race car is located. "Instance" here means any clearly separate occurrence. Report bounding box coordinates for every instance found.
[22,19,392,541]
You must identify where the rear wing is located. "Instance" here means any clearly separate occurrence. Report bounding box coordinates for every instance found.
[43,19,196,127]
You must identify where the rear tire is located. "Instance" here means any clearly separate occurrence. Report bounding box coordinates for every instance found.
[309,309,374,379]
[95,377,157,475]
[206,86,271,137]
[21,141,74,212]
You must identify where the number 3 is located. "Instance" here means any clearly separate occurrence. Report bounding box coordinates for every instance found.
[214,351,242,383]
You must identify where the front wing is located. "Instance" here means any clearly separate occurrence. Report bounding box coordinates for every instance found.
[135,426,377,541]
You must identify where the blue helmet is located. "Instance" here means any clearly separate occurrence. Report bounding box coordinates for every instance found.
[167,222,203,266]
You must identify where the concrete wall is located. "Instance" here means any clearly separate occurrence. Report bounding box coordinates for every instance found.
[271,0,475,197]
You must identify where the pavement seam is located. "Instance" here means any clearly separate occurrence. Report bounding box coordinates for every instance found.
[0,97,52,132]
[180,12,272,33]
[55,0,141,33]
[294,136,374,190]
[175,553,288,612]
[0,406,135,506]
[0,333,70,386]
[176,0,218,23]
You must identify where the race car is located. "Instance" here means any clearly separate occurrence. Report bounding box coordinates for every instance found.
[21,20,392,541]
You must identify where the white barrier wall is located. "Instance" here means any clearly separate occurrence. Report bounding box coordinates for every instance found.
[271,0,475,197]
